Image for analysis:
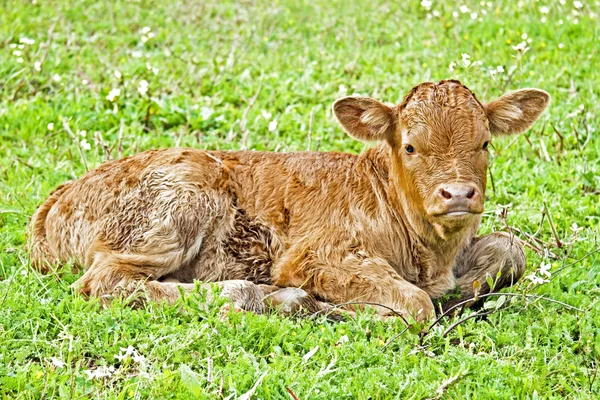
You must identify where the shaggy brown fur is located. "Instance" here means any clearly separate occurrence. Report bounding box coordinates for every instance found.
[28,80,549,320]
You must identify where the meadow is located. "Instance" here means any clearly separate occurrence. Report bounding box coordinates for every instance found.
[1,0,599,398]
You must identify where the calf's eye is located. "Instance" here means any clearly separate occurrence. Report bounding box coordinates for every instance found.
[405,144,415,154]
[482,141,489,151]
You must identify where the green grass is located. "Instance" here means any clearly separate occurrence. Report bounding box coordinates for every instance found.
[1,0,599,398]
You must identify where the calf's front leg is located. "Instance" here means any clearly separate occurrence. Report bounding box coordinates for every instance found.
[273,250,435,321]
[439,232,526,311]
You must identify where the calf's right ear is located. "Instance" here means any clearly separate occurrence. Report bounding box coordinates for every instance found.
[333,97,395,141]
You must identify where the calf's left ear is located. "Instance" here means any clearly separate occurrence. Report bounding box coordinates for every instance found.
[333,97,395,141]
[485,89,550,136]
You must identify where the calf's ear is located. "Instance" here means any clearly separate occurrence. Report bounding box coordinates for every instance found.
[333,97,395,141]
[485,89,550,136]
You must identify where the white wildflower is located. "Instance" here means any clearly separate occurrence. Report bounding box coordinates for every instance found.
[77,130,87,137]
[16,57,24,63]
[459,5,470,13]
[140,26,152,34]
[19,37,35,45]
[114,70,122,79]
[200,106,214,120]
[448,61,456,71]
[131,50,143,58]
[47,123,54,131]
[573,1,583,9]
[489,69,497,76]
[461,53,471,67]
[539,263,552,278]
[421,0,432,10]
[540,6,550,13]
[268,120,278,132]
[525,274,548,285]
[497,65,505,73]
[452,11,459,17]
[137,79,149,95]
[50,357,66,368]
[80,138,91,151]
[470,12,478,19]
[512,41,529,53]
[52,74,61,82]
[34,61,42,71]
[338,84,348,95]
[13,50,22,57]
[82,79,88,85]
[83,365,115,381]
[106,88,121,102]
[571,223,584,233]
[261,110,272,120]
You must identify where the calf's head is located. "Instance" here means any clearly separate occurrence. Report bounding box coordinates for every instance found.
[333,80,549,238]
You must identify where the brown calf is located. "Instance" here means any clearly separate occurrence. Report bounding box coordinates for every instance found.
[28,80,549,320]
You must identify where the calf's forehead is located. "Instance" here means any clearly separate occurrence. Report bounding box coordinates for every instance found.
[398,81,489,147]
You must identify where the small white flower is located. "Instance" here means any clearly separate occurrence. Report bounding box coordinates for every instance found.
[540,263,552,278]
[140,26,152,34]
[470,12,478,19]
[525,274,548,285]
[106,88,121,102]
[47,123,54,131]
[114,70,122,79]
[34,61,42,71]
[452,11,459,17]
[268,120,278,132]
[138,80,149,95]
[50,357,66,368]
[52,74,61,82]
[558,43,565,48]
[200,106,214,120]
[19,37,35,45]
[433,10,440,16]
[421,0,432,10]
[16,57,24,63]
[459,5,470,13]
[461,53,471,67]
[571,223,584,233]
[489,69,497,76]
[448,61,456,71]
[13,50,22,56]
[573,1,583,9]
[83,365,115,381]
[80,138,91,151]
[261,110,272,120]
[497,65,505,73]
[540,6,550,13]
[338,84,348,95]
[82,79,88,85]
[132,50,143,58]
[77,130,87,137]
[9,43,17,48]
[512,41,529,52]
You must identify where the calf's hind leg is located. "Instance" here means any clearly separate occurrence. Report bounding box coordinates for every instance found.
[438,232,526,312]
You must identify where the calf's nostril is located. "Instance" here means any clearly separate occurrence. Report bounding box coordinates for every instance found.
[466,187,476,199]
[440,189,452,200]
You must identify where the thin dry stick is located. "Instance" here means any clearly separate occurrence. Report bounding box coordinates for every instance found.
[543,200,563,248]
[306,106,316,151]
[442,309,496,337]
[117,119,124,159]
[62,121,89,171]
[240,83,262,149]
[425,292,582,338]
[285,387,300,400]
[311,301,410,326]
